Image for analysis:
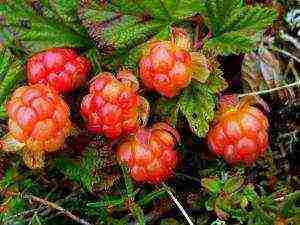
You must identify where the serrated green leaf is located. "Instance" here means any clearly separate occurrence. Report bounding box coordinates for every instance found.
[78,2,165,53]
[205,0,241,35]
[201,177,223,194]
[203,1,277,55]
[41,0,85,33]
[0,0,92,53]
[179,82,217,137]
[112,0,205,21]
[203,31,257,55]
[223,6,277,33]
[78,0,204,54]
[163,0,206,20]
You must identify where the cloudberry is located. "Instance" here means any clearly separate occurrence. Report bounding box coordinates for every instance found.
[5,84,72,169]
[207,95,269,166]
[27,48,91,93]
[81,70,149,139]
[139,29,193,98]
[117,123,180,183]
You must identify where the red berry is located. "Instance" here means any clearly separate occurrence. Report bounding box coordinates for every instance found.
[207,97,269,166]
[27,48,91,93]
[80,70,148,139]
[6,84,72,168]
[117,123,180,184]
[139,41,192,98]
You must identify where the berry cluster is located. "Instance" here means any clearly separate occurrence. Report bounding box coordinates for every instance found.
[207,97,269,165]
[4,32,269,182]
[117,123,179,183]
[27,48,90,93]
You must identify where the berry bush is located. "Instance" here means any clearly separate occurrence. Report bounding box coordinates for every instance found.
[0,1,299,225]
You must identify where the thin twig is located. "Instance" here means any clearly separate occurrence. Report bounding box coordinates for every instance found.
[268,46,300,64]
[237,81,300,98]
[24,194,92,225]
[162,183,194,225]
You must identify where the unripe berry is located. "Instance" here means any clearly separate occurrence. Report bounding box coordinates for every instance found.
[81,70,149,139]
[5,84,72,169]
[117,123,180,184]
[207,95,269,166]
[27,48,91,93]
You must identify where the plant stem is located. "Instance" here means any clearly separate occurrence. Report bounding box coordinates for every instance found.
[162,183,194,225]
[24,194,92,225]
[268,46,300,64]
[237,81,300,98]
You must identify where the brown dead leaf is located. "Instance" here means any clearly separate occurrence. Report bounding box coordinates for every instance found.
[241,48,295,102]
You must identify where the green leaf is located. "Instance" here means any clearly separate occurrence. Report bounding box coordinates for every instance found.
[41,0,85,33]
[203,31,257,55]
[163,0,206,20]
[223,6,277,33]
[87,196,125,208]
[203,1,277,55]
[130,202,145,225]
[153,66,225,138]
[201,177,223,194]
[55,147,104,191]
[223,176,244,194]
[78,0,204,54]
[78,1,165,53]
[204,68,228,93]
[0,49,24,119]
[243,184,258,203]
[179,82,217,137]
[138,189,167,206]
[205,0,241,35]
[155,96,180,127]
[121,165,134,196]
[281,191,300,218]
[0,168,15,191]
[0,0,92,53]
[205,196,217,211]
[84,48,103,75]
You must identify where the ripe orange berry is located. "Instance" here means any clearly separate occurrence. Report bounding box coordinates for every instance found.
[117,123,180,183]
[81,70,149,139]
[6,84,72,169]
[139,30,192,98]
[207,95,269,166]
[27,48,90,93]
